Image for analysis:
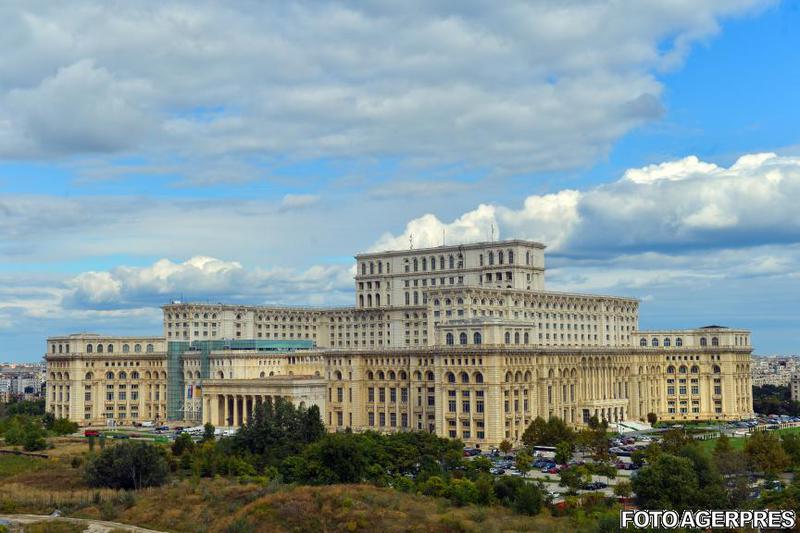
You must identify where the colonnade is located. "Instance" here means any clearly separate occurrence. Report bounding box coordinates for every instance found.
[203,393,297,427]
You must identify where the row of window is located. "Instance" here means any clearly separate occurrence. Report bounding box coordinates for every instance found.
[82,343,155,354]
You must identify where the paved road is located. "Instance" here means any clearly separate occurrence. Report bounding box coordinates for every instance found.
[0,514,165,532]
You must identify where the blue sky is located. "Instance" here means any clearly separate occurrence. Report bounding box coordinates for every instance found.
[1,0,799,360]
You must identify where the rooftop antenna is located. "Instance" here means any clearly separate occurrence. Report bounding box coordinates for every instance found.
[409,233,414,250]
[490,224,495,243]
[442,228,446,247]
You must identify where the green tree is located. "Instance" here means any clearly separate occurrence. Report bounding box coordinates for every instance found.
[202,422,216,442]
[632,454,699,511]
[172,432,195,456]
[614,480,632,499]
[630,449,646,468]
[51,418,79,436]
[513,483,543,515]
[85,441,169,490]
[555,441,573,465]
[448,478,479,506]
[587,415,600,430]
[746,430,790,476]
[660,429,693,454]
[559,465,590,494]
[781,432,800,466]
[521,417,547,446]
[515,450,533,473]
[646,412,658,426]
[420,475,448,497]
[499,439,513,454]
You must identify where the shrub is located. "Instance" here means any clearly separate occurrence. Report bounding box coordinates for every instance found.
[51,418,79,436]
[512,483,543,516]
[85,441,169,490]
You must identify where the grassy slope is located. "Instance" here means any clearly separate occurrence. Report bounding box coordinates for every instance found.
[75,481,571,533]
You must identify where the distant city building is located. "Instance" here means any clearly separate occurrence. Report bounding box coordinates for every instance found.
[46,239,754,447]
[0,363,43,402]
[751,356,800,387]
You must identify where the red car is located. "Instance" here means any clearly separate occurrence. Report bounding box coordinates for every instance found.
[84,430,100,437]
[547,466,560,474]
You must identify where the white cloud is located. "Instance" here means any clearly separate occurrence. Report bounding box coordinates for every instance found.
[375,152,800,254]
[63,256,354,310]
[280,194,320,210]
[0,0,771,174]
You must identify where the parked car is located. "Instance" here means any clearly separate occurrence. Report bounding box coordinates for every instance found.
[84,429,100,437]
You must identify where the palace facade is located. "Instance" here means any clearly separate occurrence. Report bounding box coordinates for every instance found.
[45,239,754,447]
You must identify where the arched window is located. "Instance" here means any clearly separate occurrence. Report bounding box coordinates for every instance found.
[679,366,687,374]
[457,332,467,345]
[388,370,396,380]
[514,332,520,344]
[378,371,385,380]
[134,344,142,353]
[370,262,374,275]
[498,251,504,264]
[446,372,456,383]
[367,371,374,380]
[690,366,699,374]
[131,371,139,379]
[375,294,381,306]
[422,258,427,270]
[85,372,93,380]
[508,250,514,264]
[439,256,445,269]
[87,344,93,353]
[446,333,454,345]
[119,371,127,380]
[711,337,719,346]
[700,337,707,347]
[335,371,342,380]
[361,263,367,275]
[413,292,419,305]
[107,344,113,353]
[413,258,418,272]
[667,366,675,374]
[449,255,454,269]
[460,372,469,384]
[359,295,364,308]
[488,252,494,265]
[639,338,647,347]
[122,344,130,353]
[524,332,529,344]
[426,371,435,381]
[663,338,671,347]
[473,332,482,345]
[474,372,484,384]
[713,365,721,374]
[97,344,104,353]
[675,338,683,347]
[106,372,114,380]
[146,344,154,353]
[505,332,511,344]
[399,370,407,380]
[651,338,659,347]
[405,292,410,305]
[367,294,373,307]
[526,251,531,265]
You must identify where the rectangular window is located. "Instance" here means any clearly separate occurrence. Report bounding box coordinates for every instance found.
[379,388,385,403]
[368,412,375,426]
[368,387,374,402]
[390,388,396,403]
[449,400,456,412]
[390,413,397,427]
[401,388,408,403]
[379,412,386,426]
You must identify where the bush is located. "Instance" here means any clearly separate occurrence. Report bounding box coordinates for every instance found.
[85,441,169,490]
[51,418,79,436]
[512,483,543,516]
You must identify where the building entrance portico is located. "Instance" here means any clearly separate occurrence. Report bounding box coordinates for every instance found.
[202,376,326,428]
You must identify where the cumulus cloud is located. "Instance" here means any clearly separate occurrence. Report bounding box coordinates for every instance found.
[63,256,354,310]
[0,0,769,174]
[376,152,800,255]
